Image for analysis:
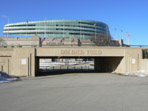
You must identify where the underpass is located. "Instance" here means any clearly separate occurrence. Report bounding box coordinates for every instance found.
[0,46,146,77]
[35,56,123,76]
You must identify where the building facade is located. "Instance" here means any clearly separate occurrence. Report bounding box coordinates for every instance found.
[3,20,110,40]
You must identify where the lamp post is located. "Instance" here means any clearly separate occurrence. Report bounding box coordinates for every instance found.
[94,23,96,41]
[63,20,64,38]
[2,15,9,37]
[121,29,123,40]
[44,17,47,37]
[114,28,117,40]
[126,32,128,44]
[80,21,81,40]
[128,34,130,45]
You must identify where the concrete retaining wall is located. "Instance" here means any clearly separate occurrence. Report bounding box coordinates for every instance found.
[0,47,147,77]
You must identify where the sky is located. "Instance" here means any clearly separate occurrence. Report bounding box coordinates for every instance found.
[0,0,148,45]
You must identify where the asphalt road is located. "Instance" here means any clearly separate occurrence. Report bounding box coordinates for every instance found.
[1,73,148,111]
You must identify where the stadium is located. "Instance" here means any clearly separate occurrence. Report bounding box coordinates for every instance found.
[3,20,110,40]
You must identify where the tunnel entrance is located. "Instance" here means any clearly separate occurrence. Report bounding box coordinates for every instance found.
[35,56,123,76]
[36,57,95,76]
[94,57,123,72]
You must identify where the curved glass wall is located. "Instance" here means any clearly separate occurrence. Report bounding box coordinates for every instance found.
[3,20,110,39]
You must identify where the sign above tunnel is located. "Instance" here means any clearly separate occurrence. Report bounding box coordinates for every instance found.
[36,47,125,57]
[61,49,102,55]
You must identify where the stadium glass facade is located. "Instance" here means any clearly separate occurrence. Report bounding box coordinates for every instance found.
[3,20,110,39]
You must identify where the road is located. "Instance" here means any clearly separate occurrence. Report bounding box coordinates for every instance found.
[0,73,148,111]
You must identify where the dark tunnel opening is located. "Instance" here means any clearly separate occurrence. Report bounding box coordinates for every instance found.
[94,57,123,72]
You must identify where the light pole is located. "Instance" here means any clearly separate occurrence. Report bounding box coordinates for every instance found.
[126,32,128,44]
[94,23,96,41]
[114,28,117,40]
[80,21,81,40]
[2,15,9,37]
[121,29,123,40]
[63,20,64,38]
[128,34,130,45]
[44,17,47,37]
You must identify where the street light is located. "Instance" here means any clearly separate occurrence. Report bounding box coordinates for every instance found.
[126,32,128,44]
[2,15,9,37]
[121,29,123,40]
[128,34,130,45]
[114,28,117,40]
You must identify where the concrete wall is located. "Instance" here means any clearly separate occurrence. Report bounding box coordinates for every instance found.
[35,47,142,74]
[140,59,148,70]
[3,36,40,46]
[114,48,142,73]
[11,48,35,77]
[0,48,13,75]
[1,36,122,47]
[35,47,125,57]
[0,57,11,74]
[42,37,79,46]
[0,46,147,77]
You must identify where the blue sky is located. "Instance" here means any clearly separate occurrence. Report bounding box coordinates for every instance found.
[0,0,148,45]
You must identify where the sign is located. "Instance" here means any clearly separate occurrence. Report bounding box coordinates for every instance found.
[132,58,136,64]
[60,49,102,55]
[21,59,26,65]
